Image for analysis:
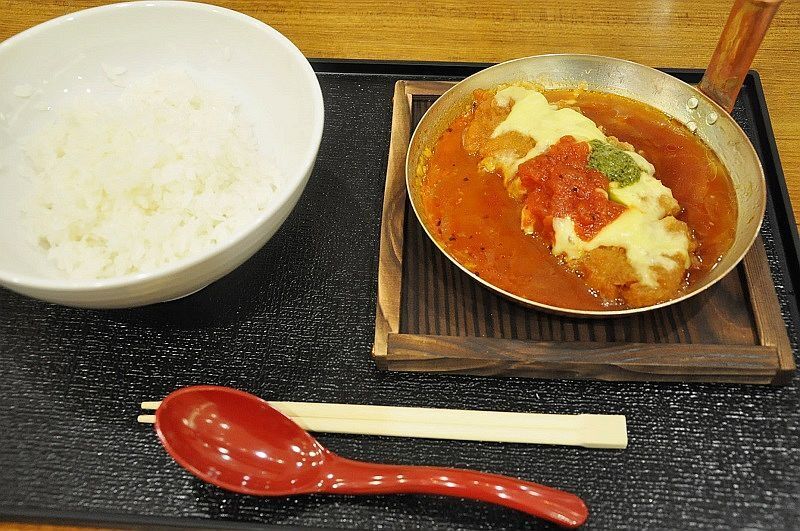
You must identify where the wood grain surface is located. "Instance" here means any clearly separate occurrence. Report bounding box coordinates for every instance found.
[743,235,796,383]
[373,81,412,367]
[1,0,798,529]
[1,0,798,225]
[387,334,780,384]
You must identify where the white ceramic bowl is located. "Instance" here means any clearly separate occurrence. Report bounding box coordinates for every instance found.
[0,1,324,308]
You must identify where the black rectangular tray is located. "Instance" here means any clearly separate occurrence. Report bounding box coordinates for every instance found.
[1,60,798,530]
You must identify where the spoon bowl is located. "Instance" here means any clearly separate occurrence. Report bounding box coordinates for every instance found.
[155,385,329,496]
[155,385,589,528]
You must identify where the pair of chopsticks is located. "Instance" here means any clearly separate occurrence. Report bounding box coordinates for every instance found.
[139,400,627,449]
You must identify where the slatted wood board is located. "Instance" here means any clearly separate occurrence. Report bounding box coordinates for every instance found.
[372,80,795,385]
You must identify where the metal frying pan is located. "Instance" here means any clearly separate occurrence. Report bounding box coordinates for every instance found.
[405,0,781,317]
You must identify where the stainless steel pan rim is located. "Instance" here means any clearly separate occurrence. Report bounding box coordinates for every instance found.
[405,54,767,317]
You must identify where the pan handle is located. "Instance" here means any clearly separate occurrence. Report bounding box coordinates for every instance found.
[698,0,782,113]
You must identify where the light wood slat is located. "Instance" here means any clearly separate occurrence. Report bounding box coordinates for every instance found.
[139,400,628,448]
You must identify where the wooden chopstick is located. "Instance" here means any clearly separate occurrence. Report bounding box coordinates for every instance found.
[139,400,627,449]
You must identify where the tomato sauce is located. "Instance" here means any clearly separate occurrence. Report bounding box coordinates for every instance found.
[548,90,738,272]
[419,116,609,310]
[418,90,738,310]
[518,136,624,242]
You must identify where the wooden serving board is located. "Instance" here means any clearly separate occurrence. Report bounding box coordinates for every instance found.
[372,80,795,385]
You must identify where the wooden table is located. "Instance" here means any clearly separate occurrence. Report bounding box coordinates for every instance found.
[1,1,798,529]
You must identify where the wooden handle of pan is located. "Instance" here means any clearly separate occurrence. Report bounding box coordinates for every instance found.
[698,0,783,113]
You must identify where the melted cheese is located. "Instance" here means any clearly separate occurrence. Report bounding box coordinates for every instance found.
[609,173,676,220]
[608,152,676,219]
[627,151,655,174]
[488,87,666,191]
[552,212,690,287]
[494,85,533,107]
[493,87,605,157]
[487,84,690,288]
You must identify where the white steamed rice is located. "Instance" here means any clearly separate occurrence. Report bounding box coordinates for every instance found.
[25,68,279,279]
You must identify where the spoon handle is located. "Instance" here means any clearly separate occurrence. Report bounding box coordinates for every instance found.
[321,457,588,528]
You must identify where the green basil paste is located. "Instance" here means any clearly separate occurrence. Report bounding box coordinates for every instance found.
[587,140,641,187]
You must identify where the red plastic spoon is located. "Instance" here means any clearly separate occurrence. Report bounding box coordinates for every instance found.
[154,385,589,528]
